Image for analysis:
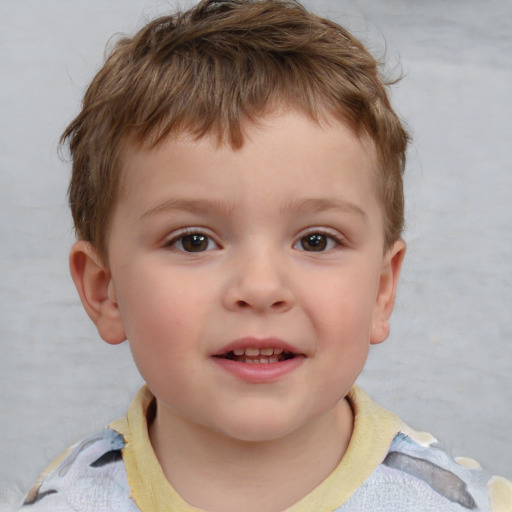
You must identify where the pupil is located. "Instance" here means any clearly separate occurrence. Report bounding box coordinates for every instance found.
[302,234,326,251]
[183,234,207,252]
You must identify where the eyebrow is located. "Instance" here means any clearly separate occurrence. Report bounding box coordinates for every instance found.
[281,197,368,221]
[141,198,236,219]
[141,197,367,221]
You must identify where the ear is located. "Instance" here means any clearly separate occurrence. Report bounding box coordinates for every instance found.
[69,241,127,345]
[370,239,406,345]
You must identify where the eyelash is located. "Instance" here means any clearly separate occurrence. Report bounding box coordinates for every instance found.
[293,230,345,252]
[165,229,219,253]
[164,228,345,253]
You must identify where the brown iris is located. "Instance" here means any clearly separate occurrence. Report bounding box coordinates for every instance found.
[181,234,209,252]
[300,234,328,251]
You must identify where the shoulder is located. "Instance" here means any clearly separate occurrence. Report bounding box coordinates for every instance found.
[341,388,511,511]
[18,428,141,512]
[344,430,512,512]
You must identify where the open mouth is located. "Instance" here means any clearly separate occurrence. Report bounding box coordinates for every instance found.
[216,347,296,364]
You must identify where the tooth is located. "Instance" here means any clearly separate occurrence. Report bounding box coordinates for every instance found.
[273,348,283,355]
[269,357,278,363]
[245,358,255,363]
[245,347,260,357]
[259,358,269,363]
[233,349,245,356]
[260,348,273,356]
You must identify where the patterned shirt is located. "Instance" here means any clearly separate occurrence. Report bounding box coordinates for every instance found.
[19,386,512,511]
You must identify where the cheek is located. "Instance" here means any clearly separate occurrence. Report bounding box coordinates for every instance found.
[116,266,197,331]
[124,293,197,393]
[310,274,378,335]
[115,270,213,363]
[307,277,377,389]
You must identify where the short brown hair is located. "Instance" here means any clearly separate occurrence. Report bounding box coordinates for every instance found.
[62,0,409,262]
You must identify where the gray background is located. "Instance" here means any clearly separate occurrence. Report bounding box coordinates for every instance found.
[1,0,511,507]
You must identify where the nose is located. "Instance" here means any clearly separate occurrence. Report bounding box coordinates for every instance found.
[222,248,295,314]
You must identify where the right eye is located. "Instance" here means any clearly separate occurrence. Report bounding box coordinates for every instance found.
[293,230,344,253]
[167,232,219,253]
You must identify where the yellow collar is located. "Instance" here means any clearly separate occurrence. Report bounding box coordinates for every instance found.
[110,385,405,512]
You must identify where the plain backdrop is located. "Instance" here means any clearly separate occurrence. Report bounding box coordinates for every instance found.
[1,0,511,506]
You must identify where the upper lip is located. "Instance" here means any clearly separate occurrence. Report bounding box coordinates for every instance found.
[212,337,303,357]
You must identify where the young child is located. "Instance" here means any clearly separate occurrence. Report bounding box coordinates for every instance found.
[18,1,511,511]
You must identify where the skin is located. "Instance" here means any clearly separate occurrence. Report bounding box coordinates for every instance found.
[70,110,405,512]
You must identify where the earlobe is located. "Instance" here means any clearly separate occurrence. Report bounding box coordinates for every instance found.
[69,241,127,345]
[370,239,406,345]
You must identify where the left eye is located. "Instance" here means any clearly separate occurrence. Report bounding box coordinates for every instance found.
[170,233,218,252]
[294,233,340,252]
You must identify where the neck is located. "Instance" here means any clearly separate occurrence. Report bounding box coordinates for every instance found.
[149,398,353,512]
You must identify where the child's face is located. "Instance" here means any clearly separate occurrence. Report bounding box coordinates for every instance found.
[88,110,404,442]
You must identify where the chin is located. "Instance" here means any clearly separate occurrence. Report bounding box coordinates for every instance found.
[214,413,305,444]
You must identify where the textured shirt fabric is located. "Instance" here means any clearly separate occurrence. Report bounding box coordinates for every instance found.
[19,386,512,512]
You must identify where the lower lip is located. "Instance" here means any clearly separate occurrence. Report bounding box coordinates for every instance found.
[212,356,305,383]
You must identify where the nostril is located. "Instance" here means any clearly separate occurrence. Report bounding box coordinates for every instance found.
[226,284,294,312]
[233,298,292,311]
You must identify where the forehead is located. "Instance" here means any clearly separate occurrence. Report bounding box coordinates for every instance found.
[123,109,377,177]
[116,110,380,218]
